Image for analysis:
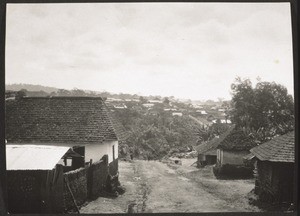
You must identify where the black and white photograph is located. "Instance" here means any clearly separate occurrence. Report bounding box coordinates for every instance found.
[3,2,296,214]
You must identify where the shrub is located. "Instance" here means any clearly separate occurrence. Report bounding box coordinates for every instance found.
[213,164,253,179]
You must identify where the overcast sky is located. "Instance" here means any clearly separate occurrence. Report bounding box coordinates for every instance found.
[6,3,294,101]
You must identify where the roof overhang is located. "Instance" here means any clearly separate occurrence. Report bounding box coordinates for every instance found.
[6,144,71,170]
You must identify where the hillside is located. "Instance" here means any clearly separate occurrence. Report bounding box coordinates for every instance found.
[6,83,59,93]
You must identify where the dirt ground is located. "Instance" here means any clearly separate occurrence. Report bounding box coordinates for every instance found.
[80,159,261,213]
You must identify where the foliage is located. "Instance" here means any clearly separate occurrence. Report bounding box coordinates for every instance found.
[115,107,202,159]
[230,77,294,142]
[195,122,230,144]
[15,90,27,99]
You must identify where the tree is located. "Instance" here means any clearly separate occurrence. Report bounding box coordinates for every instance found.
[230,78,255,130]
[56,89,72,96]
[15,89,27,99]
[139,96,147,104]
[230,77,294,142]
[71,88,87,96]
[163,97,170,105]
[217,97,224,103]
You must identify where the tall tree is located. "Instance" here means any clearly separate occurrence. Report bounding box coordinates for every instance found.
[230,77,294,142]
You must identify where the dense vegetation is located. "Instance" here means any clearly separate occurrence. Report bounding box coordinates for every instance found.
[113,102,231,160]
[113,106,199,159]
[230,77,294,143]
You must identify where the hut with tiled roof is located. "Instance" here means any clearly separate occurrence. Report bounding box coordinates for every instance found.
[250,131,295,204]
[195,125,235,167]
[213,128,257,178]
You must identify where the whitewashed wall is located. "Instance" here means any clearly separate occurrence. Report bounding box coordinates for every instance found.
[85,140,118,164]
[221,150,249,166]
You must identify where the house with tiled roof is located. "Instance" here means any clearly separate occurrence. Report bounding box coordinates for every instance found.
[249,131,294,204]
[5,96,120,213]
[195,125,235,167]
[5,96,119,171]
[213,128,257,178]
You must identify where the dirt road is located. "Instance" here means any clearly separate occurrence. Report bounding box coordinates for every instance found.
[80,159,260,213]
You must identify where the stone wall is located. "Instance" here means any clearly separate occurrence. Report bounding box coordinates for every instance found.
[63,167,88,212]
[87,155,109,199]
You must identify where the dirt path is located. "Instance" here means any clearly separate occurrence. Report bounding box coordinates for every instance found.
[80,159,260,213]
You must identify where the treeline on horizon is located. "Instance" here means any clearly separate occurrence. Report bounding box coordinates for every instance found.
[5,83,227,104]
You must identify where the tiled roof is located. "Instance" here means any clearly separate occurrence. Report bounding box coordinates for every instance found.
[205,148,217,156]
[243,152,255,161]
[195,137,218,155]
[195,125,235,154]
[5,97,117,144]
[218,129,257,151]
[250,131,294,163]
[107,110,130,142]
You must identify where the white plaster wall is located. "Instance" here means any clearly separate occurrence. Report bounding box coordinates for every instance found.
[222,150,249,165]
[198,154,206,161]
[85,140,118,164]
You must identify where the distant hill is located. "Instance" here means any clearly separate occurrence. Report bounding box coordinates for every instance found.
[5,83,222,104]
[6,83,59,93]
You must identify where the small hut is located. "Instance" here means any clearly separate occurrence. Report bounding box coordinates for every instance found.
[6,145,71,213]
[214,129,257,178]
[250,131,294,204]
[195,126,235,167]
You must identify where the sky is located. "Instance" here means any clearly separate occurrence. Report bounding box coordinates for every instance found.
[6,3,294,101]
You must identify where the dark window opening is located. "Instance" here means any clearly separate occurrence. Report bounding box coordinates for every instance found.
[112,145,115,161]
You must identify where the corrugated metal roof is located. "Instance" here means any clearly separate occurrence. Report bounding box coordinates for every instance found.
[6,145,70,170]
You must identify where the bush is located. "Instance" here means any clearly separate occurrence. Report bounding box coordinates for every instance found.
[213,164,253,179]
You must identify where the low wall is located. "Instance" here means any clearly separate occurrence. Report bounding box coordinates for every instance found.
[213,164,253,179]
[109,158,118,176]
[63,155,111,211]
[87,155,109,199]
[63,168,88,212]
